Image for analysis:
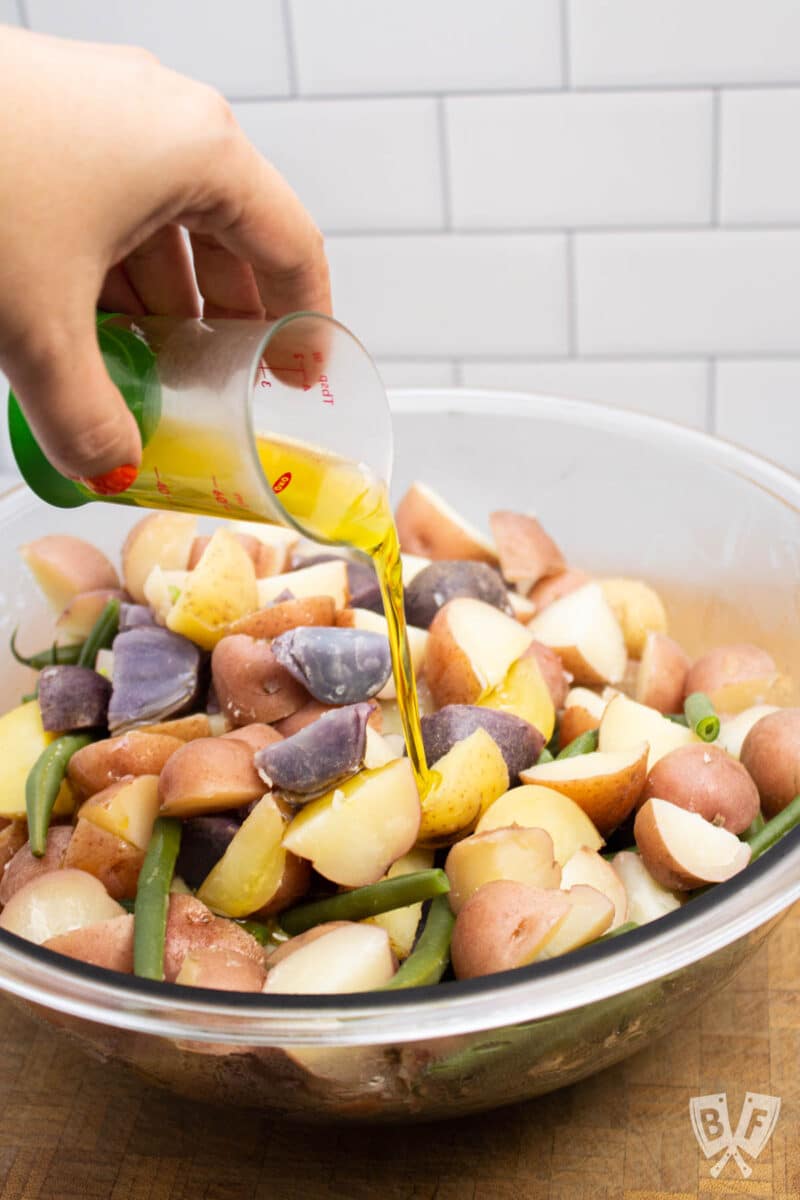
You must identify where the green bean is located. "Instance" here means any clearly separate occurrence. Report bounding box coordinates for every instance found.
[597,920,639,942]
[665,712,689,727]
[76,598,120,669]
[118,897,135,913]
[10,629,84,670]
[134,817,182,981]
[26,733,93,856]
[537,747,555,764]
[281,869,450,936]
[683,691,720,742]
[746,795,800,863]
[743,812,766,841]
[557,728,599,759]
[382,895,455,990]
[235,918,290,948]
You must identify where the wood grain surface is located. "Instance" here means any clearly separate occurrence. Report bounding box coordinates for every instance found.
[0,903,796,1200]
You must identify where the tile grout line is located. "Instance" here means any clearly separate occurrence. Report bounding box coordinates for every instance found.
[320,224,800,238]
[373,352,800,364]
[565,234,578,357]
[230,80,800,103]
[711,90,722,224]
[16,0,29,26]
[560,0,572,89]
[280,0,300,97]
[436,97,453,231]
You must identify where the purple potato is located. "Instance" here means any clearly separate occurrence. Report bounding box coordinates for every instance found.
[108,626,204,733]
[255,702,371,795]
[421,705,544,780]
[38,665,111,732]
[176,816,240,889]
[405,561,510,629]
[271,627,392,706]
[118,602,156,630]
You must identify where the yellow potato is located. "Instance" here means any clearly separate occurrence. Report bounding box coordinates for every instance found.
[121,512,196,604]
[196,795,286,918]
[418,727,509,846]
[425,597,534,709]
[600,578,668,658]
[78,774,161,851]
[479,652,556,742]
[366,848,434,960]
[0,702,74,820]
[476,784,604,863]
[445,826,560,913]
[167,528,257,649]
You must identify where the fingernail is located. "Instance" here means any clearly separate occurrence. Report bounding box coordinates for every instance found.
[78,464,139,495]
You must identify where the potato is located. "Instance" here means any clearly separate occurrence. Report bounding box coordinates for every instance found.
[685,643,787,714]
[445,826,560,913]
[121,513,197,603]
[401,553,431,585]
[158,736,265,817]
[228,521,299,577]
[640,743,760,834]
[520,744,648,836]
[227,595,336,639]
[167,528,258,649]
[488,511,565,589]
[740,708,800,818]
[283,758,421,887]
[535,885,614,959]
[599,693,696,770]
[188,531,274,578]
[717,705,780,761]
[77,774,159,851]
[271,627,392,706]
[507,590,537,623]
[335,608,427,700]
[560,847,628,928]
[395,481,499,565]
[43,913,135,974]
[611,851,683,926]
[263,922,396,994]
[0,701,75,819]
[635,632,690,714]
[530,583,627,687]
[366,847,434,959]
[255,703,370,795]
[196,795,286,918]
[67,731,183,798]
[63,818,144,900]
[451,881,571,980]
[600,578,668,658]
[139,713,225,742]
[558,688,604,747]
[221,723,283,755]
[256,560,349,610]
[20,535,119,611]
[176,946,266,992]
[634,797,751,891]
[0,825,73,905]
[251,851,312,919]
[0,822,27,874]
[211,634,308,727]
[403,560,509,630]
[0,868,124,944]
[425,597,534,709]
[54,587,127,645]
[175,816,240,890]
[421,704,543,783]
[418,727,509,845]
[143,566,190,624]
[476,784,604,863]
[528,567,591,610]
[480,652,556,743]
[525,641,569,710]
[163,893,264,983]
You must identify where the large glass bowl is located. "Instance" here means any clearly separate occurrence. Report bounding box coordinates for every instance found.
[0,392,797,1122]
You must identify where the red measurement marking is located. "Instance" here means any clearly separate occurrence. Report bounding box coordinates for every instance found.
[153,467,171,497]
[234,492,245,507]
[211,476,230,509]
[313,351,323,364]
[257,362,272,388]
[272,472,292,495]
[319,374,335,405]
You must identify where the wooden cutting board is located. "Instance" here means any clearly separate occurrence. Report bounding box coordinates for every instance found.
[0,902,796,1200]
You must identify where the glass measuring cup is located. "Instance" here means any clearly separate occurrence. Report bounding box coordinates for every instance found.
[8,312,392,545]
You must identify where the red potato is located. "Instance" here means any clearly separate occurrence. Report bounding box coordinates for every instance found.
[188,532,272,577]
[43,913,135,974]
[158,737,265,817]
[395,481,499,565]
[536,885,615,959]
[558,687,605,747]
[527,568,590,611]
[20,535,120,611]
[634,798,751,891]
[263,922,396,994]
[740,708,800,818]
[273,697,382,737]
[0,822,28,874]
[227,595,336,639]
[77,774,160,851]
[176,946,267,992]
[55,588,127,644]
[163,894,264,983]
[488,511,565,588]
[639,743,760,833]
[121,513,196,604]
[559,847,628,929]
[635,632,690,714]
[450,881,571,980]
[525,641,570,709]
[67,731,183,798]
[63,818,144,900]
[221,723,284,755]
[444,826,560,914]
[0,869,124,944]
[425,597,534,708]
[138,713,224,742]
[520,744,648,837]
[211,634,308,727]
[252,852,312,918]
[529,583,627,687]
[0,825,73,905]
[684,643,785,714]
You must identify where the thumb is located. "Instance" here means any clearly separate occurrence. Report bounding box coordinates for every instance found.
[4,315,142,488]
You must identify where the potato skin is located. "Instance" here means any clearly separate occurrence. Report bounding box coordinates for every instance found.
[211,634,308,726]
[740,708,800,818]
[0,825,73,905]
[63,818,144,900]
[158,737,265,817]
[525,641,569,709]
[527,568,590,610]
[163,894,264,983]
[640,743,760,834]
[227,595,336,639]
[404,560,509,629]
[636,632,690,715]
[67,732,183,797]
[685,643,776,703]
[451,880,570,980]
[43,913,134,974]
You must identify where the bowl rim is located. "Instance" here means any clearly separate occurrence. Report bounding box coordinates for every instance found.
[0,388,797,1048]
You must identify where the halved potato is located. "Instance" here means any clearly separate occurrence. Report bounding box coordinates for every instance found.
[418,727,509,845]
[717,705,780,760]
[559,687,607,747]
[264,922,396,994]
[143,566,190,624]
[529,583,626,687]
[599,693,696,770]
[228,521,299,577]
[476,784,604,863]
[43,913,135,973]
[535,884,614,959]
[78,774,160,851]
[121,513,197,603]
[55,588,127,645]
[560,847,628,929]
[158,737,264,817]
[600,578,668,658]
[20,535,119,611]
[528,567,590,611]
[479,652,556,742]
[634,797,751,891]
[256,560,349,610]
[451,881,570,980]
[176,946,266,992]
[611,850,683,925]
[227,595,336,640]
[167,528,258,649]
[395,481,499,564]
[196,795,286,918]
[488,511,565,589]
[519,744,648,836]
[685,643,790,714]
[0,868,123,944]
[635,632,690,714]
[63,818,144,900]
[425,597,534,708]
[0,701,74,819]
[445,826,560,913]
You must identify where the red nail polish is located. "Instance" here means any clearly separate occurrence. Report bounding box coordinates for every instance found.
[79,464,139,496]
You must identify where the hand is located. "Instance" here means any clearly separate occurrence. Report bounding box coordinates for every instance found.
[0,27,331,485]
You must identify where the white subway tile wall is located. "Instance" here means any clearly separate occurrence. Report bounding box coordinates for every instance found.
[3,0,797,474]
